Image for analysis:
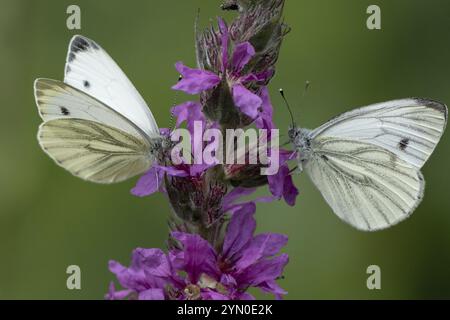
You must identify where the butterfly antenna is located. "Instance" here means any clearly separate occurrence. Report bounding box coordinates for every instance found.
[279,88,296,128]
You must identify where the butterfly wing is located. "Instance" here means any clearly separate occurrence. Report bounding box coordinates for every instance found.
[64,35,159,139]
[311,98,447,168]
[38,119,152,184]
[304,99,447,231]
[305,138,425,231]
[35,79,154,184]
[35,78,148,136]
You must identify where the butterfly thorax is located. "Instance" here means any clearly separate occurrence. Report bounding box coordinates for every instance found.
[150,135,175,164]
[289,127,313,172]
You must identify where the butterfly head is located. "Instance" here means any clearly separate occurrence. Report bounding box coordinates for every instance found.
[288,125,301,142]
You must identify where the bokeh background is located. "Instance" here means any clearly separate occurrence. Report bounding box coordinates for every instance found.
[1,0,449,299]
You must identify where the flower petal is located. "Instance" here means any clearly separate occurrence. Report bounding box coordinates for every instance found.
[223,187,257,206]
[235,233,288,270]
[131,166,165,197]
[236,292,256,300]
[222,204,256,262]
[236,254,289,288]
[138,288,165,300]
[222,189,277,214]
[171,232,220,283]
[259,280,288,300]
[172,62,220,94]
[172,101,204,132]
[255,86,275,130]
[105,282,134,300]
[231,42,256,73]
[267,165,299,206]
[108,260,147,292]
[202,290,230,300]
[283,173,299,206]
[220,274,238,287]
[134,248,173,279]
[154,165,190,178]
[232,84,262,119]
[267,165,286,199]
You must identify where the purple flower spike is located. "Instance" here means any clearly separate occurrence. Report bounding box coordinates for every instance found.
[114,1,297,302]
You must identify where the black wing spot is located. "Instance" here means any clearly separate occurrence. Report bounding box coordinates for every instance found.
[83,80,90,89]
[60,107,70,116]
[321,155,329,161]
[399,138,410,151]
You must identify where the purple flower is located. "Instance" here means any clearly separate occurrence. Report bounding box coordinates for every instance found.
[268,150,299,206]
[131,166,166,197]
[172,18,272,120]
[107,204,289,300]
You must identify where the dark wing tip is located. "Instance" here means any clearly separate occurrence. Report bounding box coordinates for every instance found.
[413,98,448,120]
[68,35,100,61]
[70,35,91,53]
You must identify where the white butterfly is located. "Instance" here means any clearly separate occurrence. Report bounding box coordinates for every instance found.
[35,35,168,184]
[289,98,448,231]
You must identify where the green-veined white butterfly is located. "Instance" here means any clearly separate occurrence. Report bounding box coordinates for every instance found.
[289,98,447,231]
[34,35,169,184]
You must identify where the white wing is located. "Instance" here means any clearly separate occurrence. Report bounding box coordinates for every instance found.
[34,79,155,184]
[38,119,153,184]
[304,98,447,231]
[64,35,159,138]
[311,98,448,168]
[35,78,149,139]
[305,138,425,231]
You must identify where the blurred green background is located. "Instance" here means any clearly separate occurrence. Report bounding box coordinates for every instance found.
[0,0,449,299]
